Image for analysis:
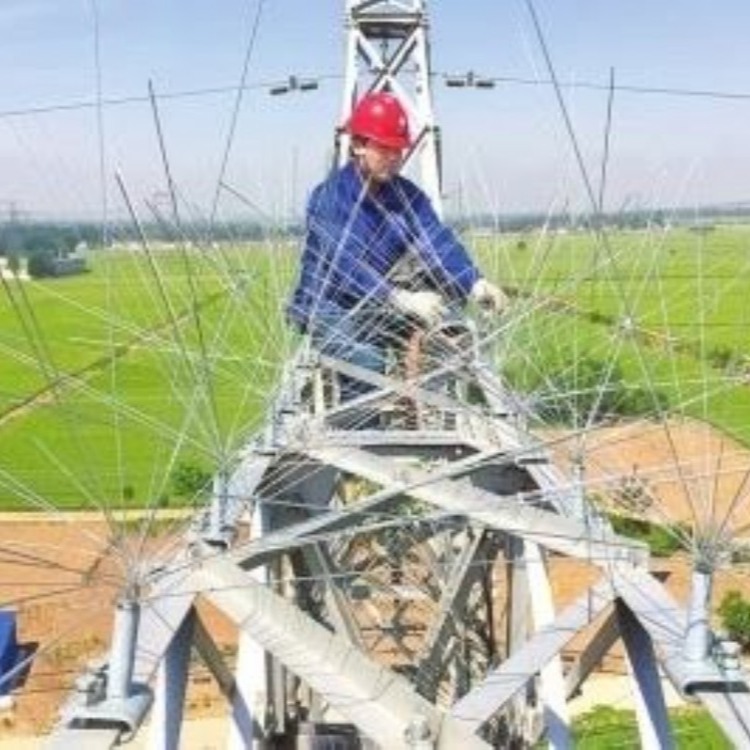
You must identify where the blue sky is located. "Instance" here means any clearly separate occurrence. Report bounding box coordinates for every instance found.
[0,0,749,220]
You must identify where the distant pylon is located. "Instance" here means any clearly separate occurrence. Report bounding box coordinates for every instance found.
[337,0,443,216]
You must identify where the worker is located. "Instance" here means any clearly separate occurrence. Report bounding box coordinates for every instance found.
[287,91,506,405]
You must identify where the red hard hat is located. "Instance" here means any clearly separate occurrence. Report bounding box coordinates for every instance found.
[347,92,411,150]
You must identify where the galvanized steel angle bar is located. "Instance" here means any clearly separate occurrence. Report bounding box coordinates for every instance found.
[194,556,489,749]
[693,690,750,748]
[415,530,502,698]
[449,577,616,731]
[132,566,198,684]
[301,542,366,649]
[562,607,619,699]
[149,609,195,750]
[308,446,647,566]
[317,353,472,421]
[192,613,240,701]
[43,728,124,750]
[616,600,675,749]
[228,442,515,570]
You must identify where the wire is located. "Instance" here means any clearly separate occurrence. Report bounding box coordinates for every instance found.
[1,64,750,124]
[209,0,267,227]
[435,70,750,102]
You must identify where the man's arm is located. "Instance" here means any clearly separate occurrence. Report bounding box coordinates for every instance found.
[402,185,506,313]
[402,186,480,301]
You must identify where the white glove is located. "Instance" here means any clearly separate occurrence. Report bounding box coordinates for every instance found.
[470,278,507,313]
[391,289,446,327]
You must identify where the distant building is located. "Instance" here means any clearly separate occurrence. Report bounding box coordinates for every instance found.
[51,256,88,276]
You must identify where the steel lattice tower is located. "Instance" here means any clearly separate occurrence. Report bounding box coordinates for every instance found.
[41,3,750,749]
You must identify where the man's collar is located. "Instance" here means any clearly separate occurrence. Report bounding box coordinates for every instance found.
[342,161,402,208]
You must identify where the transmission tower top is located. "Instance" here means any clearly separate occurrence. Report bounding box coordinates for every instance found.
[337,0,443,216]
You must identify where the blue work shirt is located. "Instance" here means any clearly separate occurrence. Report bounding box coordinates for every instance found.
[288,162,480,331]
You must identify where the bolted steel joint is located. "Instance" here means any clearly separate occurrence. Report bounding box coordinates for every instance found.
[404,713,433,748]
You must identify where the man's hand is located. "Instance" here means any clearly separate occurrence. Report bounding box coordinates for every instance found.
[391,289,446,327]
[470,278,507,314]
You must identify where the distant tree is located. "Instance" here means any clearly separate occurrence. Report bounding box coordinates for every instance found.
[27,251,56,278]
[719,591,750,651]
[171,462,212,499]
[707,344,737,371]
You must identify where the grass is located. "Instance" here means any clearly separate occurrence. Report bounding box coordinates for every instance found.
[0,243,296,510]
[477,225,750,442]
[479,225,750,355]
[608,514,687,557]
[2,225,750,509]
[569,705,732,749]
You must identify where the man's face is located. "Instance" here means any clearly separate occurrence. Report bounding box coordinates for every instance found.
[358,140,404,183]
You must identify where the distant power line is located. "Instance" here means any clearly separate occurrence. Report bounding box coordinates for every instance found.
[435,71,750,102]
[0,74,342,120]
[0,70,749,121]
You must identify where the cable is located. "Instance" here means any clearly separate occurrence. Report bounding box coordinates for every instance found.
[1,66,750,124]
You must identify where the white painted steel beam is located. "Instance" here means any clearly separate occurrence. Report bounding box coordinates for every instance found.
[229,503,269,748]
[192,615,238,701]
[304,543,367,648]
[607,567,750,746]
[44,729,123,750]
[230,490,397,569]
[415,532,495,699]
[525,541,571,749]
[228,629,262,750]
[316,352,535,455]
[203,452,273,546]
[609,566,745,692]
[45,565,195,749]
[450,578,616,731]
[133,567,197,684]
[193,556,489,749]
[308,446,647,566]
[563,609,619,699]
[229,444,519,570]
[693,690,750,748]
[317,354,477,423]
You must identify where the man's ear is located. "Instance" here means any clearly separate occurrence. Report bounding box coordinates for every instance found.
[350,137,367,158]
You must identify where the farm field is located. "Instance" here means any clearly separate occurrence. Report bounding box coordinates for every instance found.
[0,243,296,510]
[477,224,750,441]
[0,225,749,510]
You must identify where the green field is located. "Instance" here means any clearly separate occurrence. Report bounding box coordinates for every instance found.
[0,244,296,510]
[567,705,731,749]
[1,225,749,510]
[477,224,750,440]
